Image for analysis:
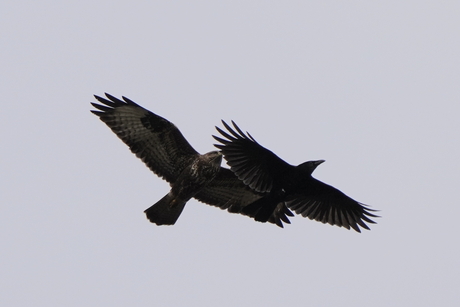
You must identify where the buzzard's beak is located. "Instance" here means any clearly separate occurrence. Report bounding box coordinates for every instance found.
[215,151,223,162]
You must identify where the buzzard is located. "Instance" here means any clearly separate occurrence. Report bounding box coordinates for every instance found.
[213,120,379,232]
[90,94,293,226]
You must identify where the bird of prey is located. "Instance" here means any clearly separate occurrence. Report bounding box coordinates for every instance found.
[213,120,379,232]
[90,94,293,226]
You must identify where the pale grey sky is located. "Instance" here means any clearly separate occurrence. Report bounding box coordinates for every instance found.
[1,1,459,306]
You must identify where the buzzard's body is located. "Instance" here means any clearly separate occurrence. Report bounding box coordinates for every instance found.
[91,94,293,226]
[214,121,379,232]
[142,151,222,225]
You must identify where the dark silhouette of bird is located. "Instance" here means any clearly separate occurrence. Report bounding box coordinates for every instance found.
[213,120,379,232]
[91,94,293,226]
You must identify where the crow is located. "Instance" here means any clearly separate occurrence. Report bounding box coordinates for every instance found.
[213,120,378,232]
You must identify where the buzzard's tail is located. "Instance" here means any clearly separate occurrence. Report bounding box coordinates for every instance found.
[144,193,187,225]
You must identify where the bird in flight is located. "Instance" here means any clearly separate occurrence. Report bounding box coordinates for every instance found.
[91,94,293,227]
[213,120,379,232]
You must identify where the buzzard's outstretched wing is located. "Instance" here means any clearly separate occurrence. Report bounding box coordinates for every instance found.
[194,168,294,227]
[91,93,198,183]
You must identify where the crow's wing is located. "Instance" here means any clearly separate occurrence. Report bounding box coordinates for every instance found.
[91,93,198,183]
[213,120,293,193]
[286,178,379,232]
[194,168,294,227]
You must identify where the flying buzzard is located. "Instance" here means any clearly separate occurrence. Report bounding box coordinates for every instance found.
[91,94,293,226]
[213,120,379,232]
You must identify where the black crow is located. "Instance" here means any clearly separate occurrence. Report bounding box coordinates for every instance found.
[213,120,378,232]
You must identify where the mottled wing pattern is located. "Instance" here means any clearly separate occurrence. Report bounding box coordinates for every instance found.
[91,93,198,183]
[286,179,379,232]
[194,168,294,227]
[213,120,292,193]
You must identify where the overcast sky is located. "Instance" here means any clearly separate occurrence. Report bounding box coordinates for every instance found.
[1,1,459,306]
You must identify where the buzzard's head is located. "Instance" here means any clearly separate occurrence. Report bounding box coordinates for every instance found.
[296,160,325,174]
[203,151,223,168]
